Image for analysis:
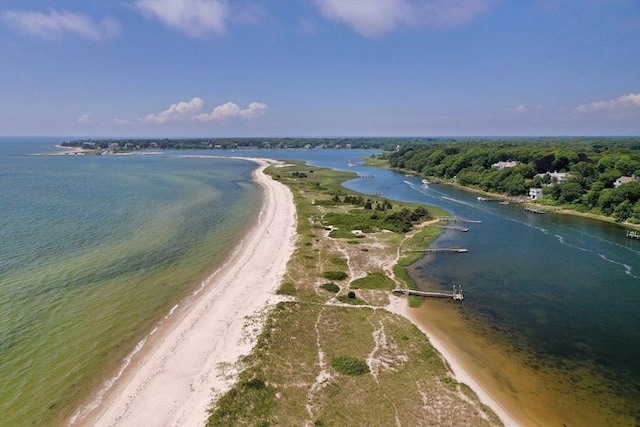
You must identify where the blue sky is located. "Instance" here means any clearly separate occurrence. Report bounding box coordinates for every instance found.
[1,0,638,137]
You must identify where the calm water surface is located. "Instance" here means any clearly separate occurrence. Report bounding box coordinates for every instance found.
[1,140,638,424]
[340,158,640,422]
[1,138,262,425]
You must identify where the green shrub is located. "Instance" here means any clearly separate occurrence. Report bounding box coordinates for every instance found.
[350,272,395,290]
[329,256,347,266]
[245,378,266,390]
[337,295,366,305]
[321,271,348,281]
[320,282,340,293]
[330,355,370,376]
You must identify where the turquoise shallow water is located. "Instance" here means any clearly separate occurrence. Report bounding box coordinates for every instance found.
[0,139,261,425]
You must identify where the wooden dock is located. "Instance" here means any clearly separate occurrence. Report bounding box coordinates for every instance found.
[440,217,482,224]
[477,197,505,202]
[524,207,546,214]
[440,226,469,232]
[405,248,468,253]
[392,286,464,301]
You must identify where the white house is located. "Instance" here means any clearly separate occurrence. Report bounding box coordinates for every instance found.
[537,171,570,184]
[529,188,544,200]
[491,161,519,170]
[613,175,637,188]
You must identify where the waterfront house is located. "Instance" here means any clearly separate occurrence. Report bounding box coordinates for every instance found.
[537,171,570,184]
[613,175,637,188]
[491,160,519,170]
[529,188,544,200]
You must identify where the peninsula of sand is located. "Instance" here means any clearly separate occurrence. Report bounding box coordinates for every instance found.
[71,159,297,426]
[70,157,520,427]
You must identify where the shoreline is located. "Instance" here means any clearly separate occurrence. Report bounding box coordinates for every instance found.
[387,294,522,427]
[70,158,297,426]
[379,162,640,231]
[438,178,640,231]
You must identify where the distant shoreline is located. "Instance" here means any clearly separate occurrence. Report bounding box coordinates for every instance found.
[372,158,640,232]
[441,177,640,231]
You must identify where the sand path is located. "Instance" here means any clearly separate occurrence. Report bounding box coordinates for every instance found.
[75,158,296,427]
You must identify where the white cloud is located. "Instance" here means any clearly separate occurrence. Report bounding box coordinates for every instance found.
[140,97,204,124]
[313,0,492,38]
[1,9,119,41]
[575,93,640,113]
[507,104,527,114]
[139,98,266,125]
[195,102,268,122]
[134,0,229,37]
[77,112,94,123]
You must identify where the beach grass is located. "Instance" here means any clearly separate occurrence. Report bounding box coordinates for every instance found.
[206,163,502,426]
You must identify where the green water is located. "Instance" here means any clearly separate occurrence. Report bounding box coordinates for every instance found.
[0,144,261,426]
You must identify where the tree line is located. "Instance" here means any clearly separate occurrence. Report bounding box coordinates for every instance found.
[383,138,640,223]
[61,137,415,151]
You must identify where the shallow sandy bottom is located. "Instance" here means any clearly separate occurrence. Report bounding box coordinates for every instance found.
[407,298,632,427]
[71,159,296,426]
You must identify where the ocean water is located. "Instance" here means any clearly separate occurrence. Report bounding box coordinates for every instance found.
[0,138,262,425]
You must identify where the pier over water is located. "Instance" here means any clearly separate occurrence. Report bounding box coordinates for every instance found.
[393,286,464,301]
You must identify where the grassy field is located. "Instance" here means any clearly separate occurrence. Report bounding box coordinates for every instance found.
[207,161,502,426]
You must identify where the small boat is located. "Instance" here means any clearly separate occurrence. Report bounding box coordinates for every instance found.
[499,201,509,205]
[477,197,487,201]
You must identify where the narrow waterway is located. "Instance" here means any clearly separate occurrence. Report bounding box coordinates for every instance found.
[339,162,640,425]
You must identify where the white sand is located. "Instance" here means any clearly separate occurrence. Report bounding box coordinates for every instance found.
[386,297,521,427]
[73,159,296,427]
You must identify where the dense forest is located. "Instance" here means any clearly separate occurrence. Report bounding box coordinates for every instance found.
[383,138,640,223]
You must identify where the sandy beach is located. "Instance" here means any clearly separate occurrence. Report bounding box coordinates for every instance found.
[72,159,296,426]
